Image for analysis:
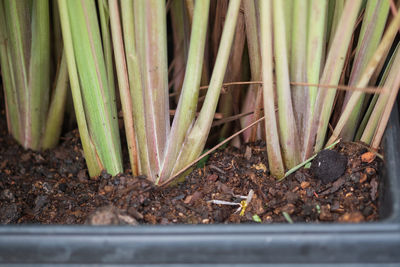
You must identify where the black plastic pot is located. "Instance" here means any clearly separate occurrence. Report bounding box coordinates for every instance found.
[1,108,400,265]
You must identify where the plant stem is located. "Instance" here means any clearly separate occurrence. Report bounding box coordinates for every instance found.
[303,0,362,158]
[108,0,139,176]
[259,0,284,178]
[340,0,390,141]
[42,52,68,150]
[98,0,117,123]
[121,0,152,178]
[0,0,22,143]
[169,0,242,179]
[159,0,210,183]
[303,0,327,159]
[58,0,104,177]
[290,0,308,145]
[2,0,51,150]
[66,0,122,175]
[29,0,51,150]
[362,45,400,145]
[327,9,400,146]
[242,0,262,142]
[272,0,301,168]
[133,0,170,179]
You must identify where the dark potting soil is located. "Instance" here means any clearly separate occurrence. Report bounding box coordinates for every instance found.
[0,115,382,225]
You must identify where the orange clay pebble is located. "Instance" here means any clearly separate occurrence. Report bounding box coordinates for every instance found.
[361,151,376,163]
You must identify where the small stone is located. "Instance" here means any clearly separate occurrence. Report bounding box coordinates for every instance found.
[86,206,138,225]
[127,207,144,220]
[339,211,365,223]
[160,218,169,225]
[281,203,295,215]
[300,181,310,189]
[34,195,48,214]
[0,203,19,224]
[202,218,210,224]
[104,185,113,193]
[310,149,347,184]
[0,189,14,201]
[370,178,379,201]
[86,206,119,225]
[117,214,138,225]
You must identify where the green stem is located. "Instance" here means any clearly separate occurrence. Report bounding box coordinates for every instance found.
[362,45,400,145]
[303,0,362,157]
[273,0,301,168]
[169,0,242,179]
[42,52,68,149]
[340,0,390,141]
[290,0,309,151]
[159,0,210,183]
[0,0,22,143]
[98,0,117,126]
[303,0,327,159]
[121,0,152,178]
[133,0,170,178]
[242,0,262,142]
[58,0,104,177]
[108,0,139,176]
[259,0,285,178]
[327,9,400,146]
[29,0,51,150]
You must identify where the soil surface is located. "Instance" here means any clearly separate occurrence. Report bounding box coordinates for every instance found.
[0,109,383,225]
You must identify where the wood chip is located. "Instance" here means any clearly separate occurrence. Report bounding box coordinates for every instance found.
[359,173,368,183]
[365,167,376,176]
[361,152,376,163]
[253,162,267,172]
[300,181,310,189]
